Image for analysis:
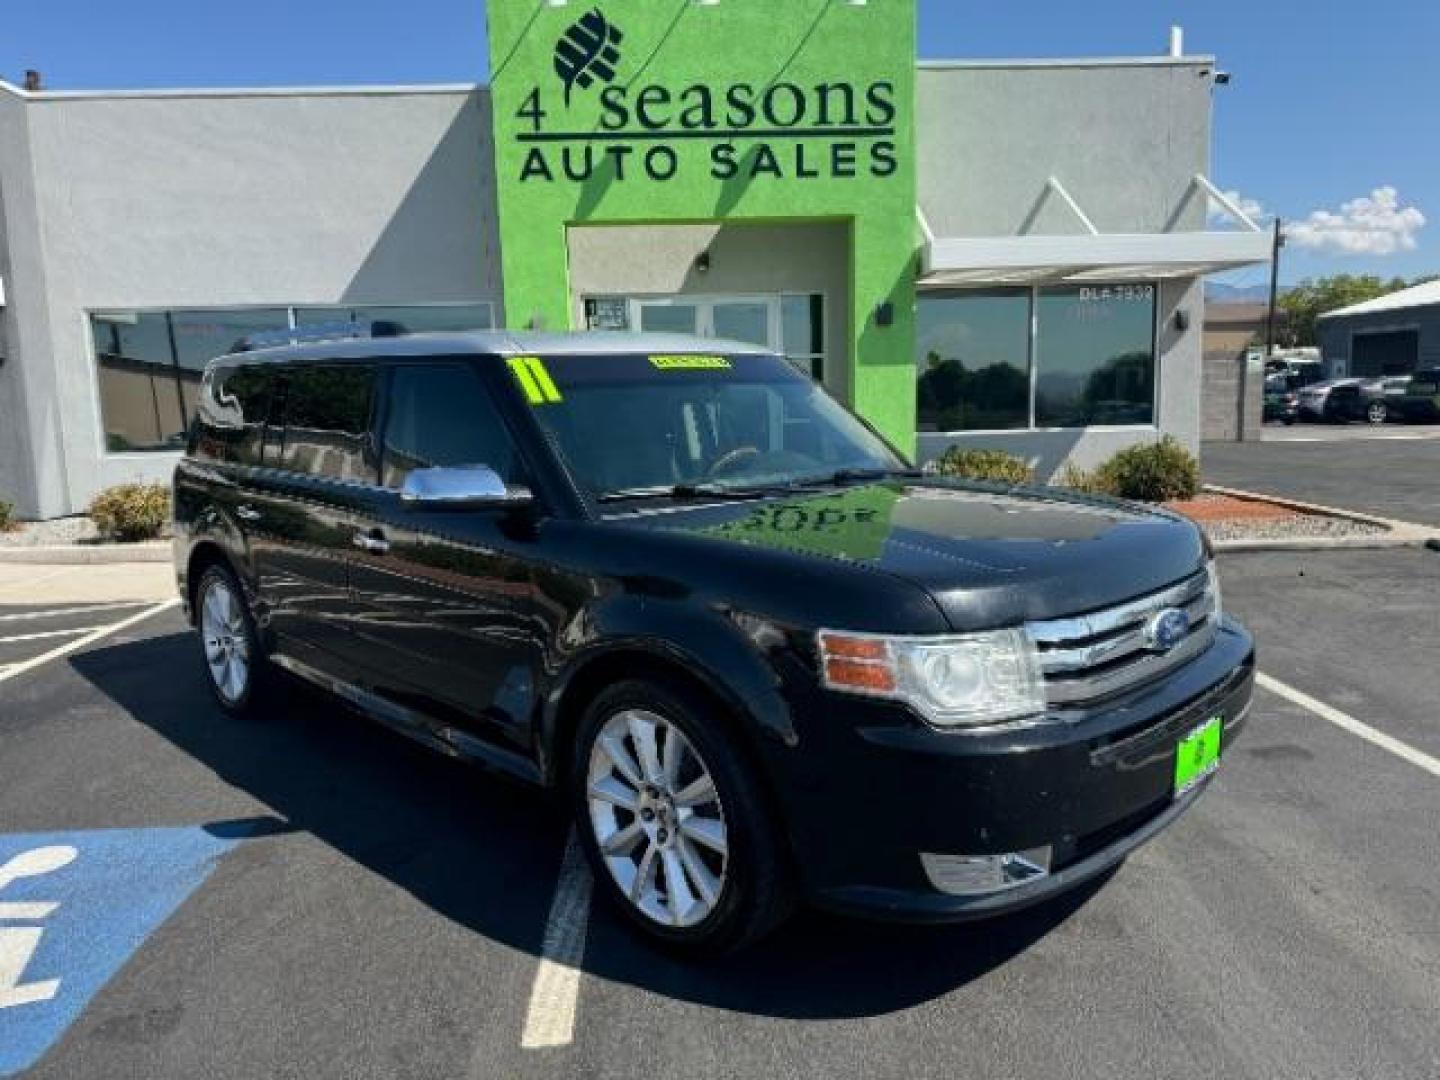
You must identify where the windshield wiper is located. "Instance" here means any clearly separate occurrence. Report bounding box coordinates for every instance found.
[598,483,776,503]
[796,467,924,487]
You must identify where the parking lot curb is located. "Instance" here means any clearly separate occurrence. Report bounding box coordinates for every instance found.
[0,542,170,565]
[1202,484,1439,553]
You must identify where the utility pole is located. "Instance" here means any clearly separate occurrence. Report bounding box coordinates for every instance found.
[1264,217,1285,356]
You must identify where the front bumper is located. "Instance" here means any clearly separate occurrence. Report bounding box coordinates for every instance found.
[769,617,1255,922]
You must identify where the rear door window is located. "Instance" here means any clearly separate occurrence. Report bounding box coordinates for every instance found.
[379,363,519,490]
[277,365,378,483]
[193,365,276,466]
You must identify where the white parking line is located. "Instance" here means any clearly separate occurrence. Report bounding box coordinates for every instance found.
[519,828,593,1050]
[0,626,105,647]
[0,599,180,687]
[1257,672,1440,781]
[0,601,152,624]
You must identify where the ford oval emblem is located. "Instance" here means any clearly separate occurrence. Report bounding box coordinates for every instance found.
[1144,607,1191,652]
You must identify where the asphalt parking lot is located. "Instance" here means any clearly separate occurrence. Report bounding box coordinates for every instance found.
[1207,427,1440,527]
[1,543,1438,1080]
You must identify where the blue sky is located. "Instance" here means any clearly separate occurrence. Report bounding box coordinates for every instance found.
[4,0,1435,286]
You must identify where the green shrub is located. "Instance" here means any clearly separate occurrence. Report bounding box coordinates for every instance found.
[932,447,1035,485]
[89,483,171,542]
[0,497,14,532]
[1093,437,1200,502]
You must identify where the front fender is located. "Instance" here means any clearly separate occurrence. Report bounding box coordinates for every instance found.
[539,596,798,783]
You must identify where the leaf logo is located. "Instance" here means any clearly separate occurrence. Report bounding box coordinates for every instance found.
[553,8,624,105]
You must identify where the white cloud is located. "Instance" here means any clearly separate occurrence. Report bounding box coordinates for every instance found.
[1285,186,1426,256]
[1208,189,1267,225]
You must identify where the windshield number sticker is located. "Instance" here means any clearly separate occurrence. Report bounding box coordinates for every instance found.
[650,355,732,371]
[507,357,563,405]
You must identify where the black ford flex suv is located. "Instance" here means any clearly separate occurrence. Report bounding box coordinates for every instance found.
[174,331,1254,955]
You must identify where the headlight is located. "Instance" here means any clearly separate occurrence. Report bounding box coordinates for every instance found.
[817,627,1045,728]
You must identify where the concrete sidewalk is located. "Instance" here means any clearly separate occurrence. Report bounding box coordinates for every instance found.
[0,561,176,605]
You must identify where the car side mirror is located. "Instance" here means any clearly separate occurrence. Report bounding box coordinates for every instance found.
[399,465,534,510]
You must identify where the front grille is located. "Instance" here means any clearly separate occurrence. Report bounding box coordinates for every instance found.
[1026,569,1218,705]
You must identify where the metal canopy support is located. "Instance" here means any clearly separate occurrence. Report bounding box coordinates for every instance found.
[1019,177,1100,236]
[919,174,1272,286]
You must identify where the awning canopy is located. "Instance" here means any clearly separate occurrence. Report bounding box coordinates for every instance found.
[919,175,1273,287]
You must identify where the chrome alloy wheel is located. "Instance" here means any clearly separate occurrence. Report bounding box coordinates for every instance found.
[201,577,251,705]
[586,709,729,928]
[1367,401,1388,424]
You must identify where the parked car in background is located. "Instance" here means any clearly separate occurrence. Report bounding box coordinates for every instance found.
[1355,376,1412,425]
[1265,357,1326,391]
[1396,368,1440,422]
[1263,374,1298,424]
[1296,378,1364,423]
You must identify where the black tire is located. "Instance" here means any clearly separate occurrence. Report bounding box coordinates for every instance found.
[571,677,794,957]
[194,564,268,717]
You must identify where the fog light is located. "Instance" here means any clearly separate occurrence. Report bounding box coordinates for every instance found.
[920,846,1052,896]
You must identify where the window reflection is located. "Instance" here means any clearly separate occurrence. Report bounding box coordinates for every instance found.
[294,304,495,335]
[1035,286,1155,427]
[916,290,1031,432]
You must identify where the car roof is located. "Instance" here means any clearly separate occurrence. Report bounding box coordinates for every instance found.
[208,329,776,370]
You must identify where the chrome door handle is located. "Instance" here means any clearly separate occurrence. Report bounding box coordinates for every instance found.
[351,530,390,555]
[235,505,262,522]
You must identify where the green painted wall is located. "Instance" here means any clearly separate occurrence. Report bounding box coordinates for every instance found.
[485,0,919,451]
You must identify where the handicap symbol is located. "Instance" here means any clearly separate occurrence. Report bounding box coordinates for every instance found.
[0,845,79,1010]
[0,822,277,1077]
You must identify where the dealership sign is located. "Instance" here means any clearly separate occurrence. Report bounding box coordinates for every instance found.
[512,7,899,185]
[485,0,920,448]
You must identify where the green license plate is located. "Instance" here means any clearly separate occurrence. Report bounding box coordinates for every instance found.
[1174,714,1223,794]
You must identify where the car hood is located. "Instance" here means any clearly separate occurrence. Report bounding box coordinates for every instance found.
[613,479,1208,630]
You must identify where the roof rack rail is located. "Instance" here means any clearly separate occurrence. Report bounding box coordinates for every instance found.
[231,319,409,353]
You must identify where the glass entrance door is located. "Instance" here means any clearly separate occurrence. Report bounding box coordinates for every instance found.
[586,293,827,386]
[633,296,777,350]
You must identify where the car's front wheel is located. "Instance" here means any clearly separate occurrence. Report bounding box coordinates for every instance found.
[572,677,792,956]
[1366,401,1388,425]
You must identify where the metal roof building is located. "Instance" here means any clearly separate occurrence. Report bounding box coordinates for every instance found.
[1318,279,1440,378]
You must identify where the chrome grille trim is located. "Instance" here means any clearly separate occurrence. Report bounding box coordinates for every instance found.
[1027,569,1217,705]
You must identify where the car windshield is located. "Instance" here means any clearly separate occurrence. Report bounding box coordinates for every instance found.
[512,352,908,500]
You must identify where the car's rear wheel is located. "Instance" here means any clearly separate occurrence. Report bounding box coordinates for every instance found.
[1366,401,1388,425]
[196,565,264,716]
[572,677,792,956]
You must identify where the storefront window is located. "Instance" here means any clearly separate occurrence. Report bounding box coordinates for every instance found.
[293,304,495,335]
[91,311,192,453]
[916,284,1157,432]
[92,303,496,453]
[1035,285,1156,427]
[916,289,1031,431]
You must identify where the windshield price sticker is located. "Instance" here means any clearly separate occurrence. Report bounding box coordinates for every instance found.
[649,355,732,371]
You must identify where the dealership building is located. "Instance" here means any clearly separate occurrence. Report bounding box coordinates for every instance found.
[0,1,1269,519]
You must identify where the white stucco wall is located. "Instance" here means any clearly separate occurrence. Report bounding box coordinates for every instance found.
[1,84,502,518]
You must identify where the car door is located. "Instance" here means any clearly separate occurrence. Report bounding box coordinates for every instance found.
[246,363,381,671]
[343,359,545,763]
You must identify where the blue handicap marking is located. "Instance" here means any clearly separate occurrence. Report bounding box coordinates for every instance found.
[0,825,247,1076]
